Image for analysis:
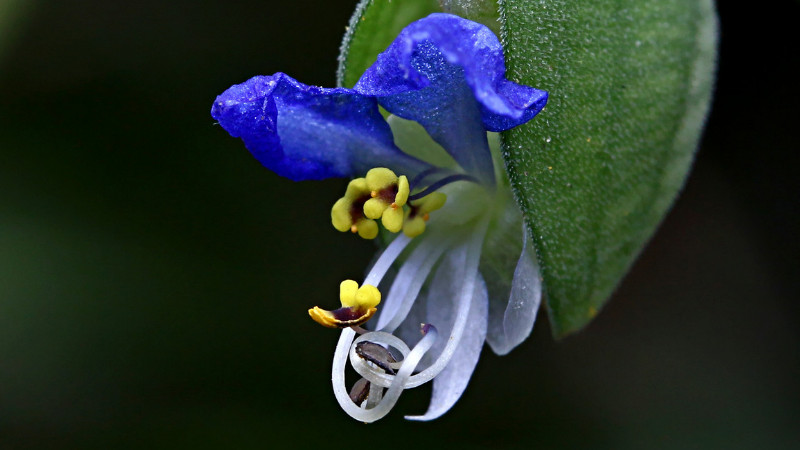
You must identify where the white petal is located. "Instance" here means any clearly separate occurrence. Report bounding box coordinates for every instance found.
[485,225,542,355]
[405,273,488,421]
[403,217,488,388]
[421,242,464,365]
[394,238,466,370]
[375,229,454,332]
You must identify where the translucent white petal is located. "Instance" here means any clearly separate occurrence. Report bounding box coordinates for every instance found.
[485,225,542,355]
[405,272,488,421]
[375,230,454,332]
[419,244,463,367]
[402,216,488,388]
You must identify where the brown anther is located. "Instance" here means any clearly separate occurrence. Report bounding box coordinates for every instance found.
[423,213,430,221]
[370,190,378,198]
[349,377,371,405]
[390,202,398,210]
[355,341,398,375]
[350,225,358,233]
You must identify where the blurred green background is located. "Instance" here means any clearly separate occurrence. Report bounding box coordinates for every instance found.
[0,1,797,448]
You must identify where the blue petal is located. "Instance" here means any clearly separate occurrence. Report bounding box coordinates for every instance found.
[354,13,548,182]
[211,73,429,181]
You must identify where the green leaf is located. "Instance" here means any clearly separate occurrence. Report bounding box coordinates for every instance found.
[337,0,441,88]
[438,0,501,34]
[337,0,717,339]
[499,0,717,337]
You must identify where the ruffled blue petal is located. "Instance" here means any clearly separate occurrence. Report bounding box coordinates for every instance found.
[211,73,430,181]
[354,13,548,182]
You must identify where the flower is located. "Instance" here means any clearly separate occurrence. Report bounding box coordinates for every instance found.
[211,13,547,422]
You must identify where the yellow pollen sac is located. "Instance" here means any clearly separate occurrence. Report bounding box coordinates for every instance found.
[395,175,409,206]
[382,205,404,233]
[362,169,410,232]
[331,177,379,239]
[354,218,378,239]
[344,178,369,199]
[363,197,387,220]
[365,168,398,192]
[308,280,382,328]
[330,168,411,239]
[332,198,354,232]
[402,192,447,238]
[402,215,426,238]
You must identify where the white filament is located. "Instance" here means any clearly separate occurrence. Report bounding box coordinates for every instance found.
[363,234,412,287]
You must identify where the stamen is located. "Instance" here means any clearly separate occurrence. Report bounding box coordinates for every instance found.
[366,381,383,409]
[409,167,454,190]
[362,233,412,287]
[308,280,382,328]
[349,331,408,387]
[403,192,447,238]
[332,324,438,422]
[352,219,490,391]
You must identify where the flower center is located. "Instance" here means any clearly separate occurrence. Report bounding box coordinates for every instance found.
[330,167,468,240]
[314,130,508,422]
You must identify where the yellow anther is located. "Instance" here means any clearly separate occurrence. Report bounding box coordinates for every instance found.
[361,169,410,231]
[331,177,382,240]
[402,192,447,238]
[355,218,378,239]
[382,206,404,233]
[332,198,354,232]
[363,197,387,219]
[332,178,371,233]
[403,215,427,238]
[339,279,360,306]
[417,192,447,215]
[308,280,382,329]
[353,284,381,309]
[365,168,398,191]
[395,175,409,207]
[345,178,369,199]
[330,168,412,240]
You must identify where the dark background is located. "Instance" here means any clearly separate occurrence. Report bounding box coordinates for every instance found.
[0,1,797,448]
